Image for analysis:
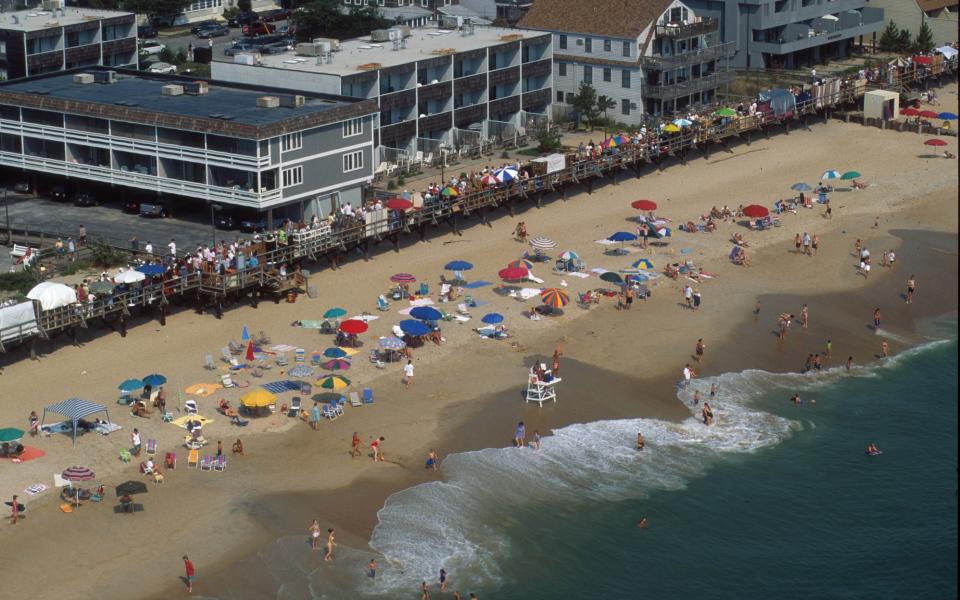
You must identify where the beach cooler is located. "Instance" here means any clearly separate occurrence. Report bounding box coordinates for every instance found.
[295,348,305,363]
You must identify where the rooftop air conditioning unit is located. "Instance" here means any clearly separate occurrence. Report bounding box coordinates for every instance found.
[279,94,305,108]
[312,37,341,51]
[389,25,411,38]
[73,73,95,85]
[161,84,184,96]
[42,0,64,11]
[234,53,257,65]
[296,42,323,56]
[371,29,391,43]
[93,70,116,84]
[183,81,209,95]
[257,96,280,108]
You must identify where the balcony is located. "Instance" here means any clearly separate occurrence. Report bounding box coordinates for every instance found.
[643,71,735,101]
[642,42,735,70]
[751,10,884,55]
[521,58,552,79]
[522,88,552,110]
[418,112,452,134]
[656,17,719,39]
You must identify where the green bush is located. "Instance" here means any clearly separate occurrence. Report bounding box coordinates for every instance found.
[397,174,406,186]
[0,269,38,298]
[387,179,397,190]
[89,242,127,268]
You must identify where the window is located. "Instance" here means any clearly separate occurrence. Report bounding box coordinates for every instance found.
[558,34,567,50]
[343,150,364,172]
[282,166,303,188]
[603,68,611,82]
[343,117,363,138]
[583,65,592,84]
[187,0,223,11]
[623,42,631,57]
[603,39,611,53]
[621,69,631,88]
[281,132,302,152]
[565,92,575,103]
[556,90,565,103]
[558,63,567,76]
[584,38,592,53]
[622,99,631,115]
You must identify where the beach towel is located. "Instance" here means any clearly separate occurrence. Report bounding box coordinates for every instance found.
[590,268,610,275]
[566,272,591,279]
[463,280,492,289]
[270,344,297,352]
[408,298,435,307]
[172,415,214,429]
[294,320,326,329]
[185,383,223,397]
[94,422,122,435]
[53,473,70,488]
[260,380,300,394]
[349,315,380,322]
[518,288,542,300]
[24,483,47,495]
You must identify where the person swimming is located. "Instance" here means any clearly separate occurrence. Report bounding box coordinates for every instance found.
[867,443,881,455]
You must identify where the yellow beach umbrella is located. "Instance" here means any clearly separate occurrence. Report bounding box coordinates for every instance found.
[662,123,680,133]
[240,389,277,408]
[317,375,351,390]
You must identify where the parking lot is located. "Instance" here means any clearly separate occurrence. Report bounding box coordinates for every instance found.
[153,18,293,67]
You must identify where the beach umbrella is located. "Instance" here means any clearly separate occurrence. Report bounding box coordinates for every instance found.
[61,466,95,507]
[937,112,957,120]
[600,272,625,284]
[529,236,557,250]
[141,374,167,387]
[924,138,947,146]
[498,266,529,281]
[317,375,351,390]
[507,258,535,270]
[384,198,413,211]
[241,326,250,342]
[608,231,637,242]
[481,313,504,325]
[114,270,145,284]
[322,359,351,371]
[673,118,693,127]
[540,288,570,309]
[245,340,255,362]
[410,306,443,321]
[136,264,164,276]
[288,365,315,378]
[118,379,144,392]
[390,273,417,284]
[339,320,368,335]
[440,186,459,197]
[0,428,24,443]
[913,55,933,65]
[323,347,348,359]
[399,319,431,337]
[115,480,148,497]
[820,170,841,180]
[481,174,500,186]
[378,336,406,350]
[631,199,657,211]
[841,171,861,180]
[714,107,737,117]
[558,250,580,261]
[900,107,920,116]
[323,307,348,319]
[444,260,473,272]
[88,281,114,294]
[919,110,940,119]
[632,258,655,270]
[494,167,519,182]
[742,205,769,218]
[240,389,276,408]
[790,183,812,192]
[662,123,680,133]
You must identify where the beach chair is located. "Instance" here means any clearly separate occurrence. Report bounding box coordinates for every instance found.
[300,382,312,396]
[256,330,271,344]
[214,455,227,471]
[185,399,198,415]
[310,351,322,366]
[295,348,305,363]
[221,374,235,388]
[230,415,249,427]
[146,439,157,456]
[276,352,289,366]
[349,392,362,408]
[377,295,390,311]
[228,341,243,355]
[204,354,216,370]
[288,396,302,418]
[250,366,264,378]
[221,347,233,363]
[331,399,344,416]
[322,404,338,420]
[363,388,374,404]
[187,449,200,468]
[200,455,213,471]
[119,448,132,463]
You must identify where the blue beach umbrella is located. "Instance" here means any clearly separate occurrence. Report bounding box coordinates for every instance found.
[608,231,638,242]
[142,374,167,387]
[790,183,812,192]
[399,319,431,337]
[118,379,144,392]
[673,118,693,127]
[378,336,407,350]
[631,258,655,270]
[323,308,348,319]
[444,260,474,271]
[600,271,625,284]
[323,347,348,359]
[820,170,841,181]
[481,313,504,325]
[136,264,165,276]
[938,112,957,120]
[410,306,443,321]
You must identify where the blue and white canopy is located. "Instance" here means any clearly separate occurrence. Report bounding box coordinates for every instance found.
[41,397,110,448]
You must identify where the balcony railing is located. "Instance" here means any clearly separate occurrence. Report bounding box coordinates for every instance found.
[656,17,719,39]
[642,42,735,70]
[643,71,735,100]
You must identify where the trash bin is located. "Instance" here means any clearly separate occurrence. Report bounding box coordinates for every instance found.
[307,286,318,299]
[287,290,297,303]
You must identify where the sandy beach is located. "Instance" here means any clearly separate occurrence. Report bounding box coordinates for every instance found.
[1,83,957,599]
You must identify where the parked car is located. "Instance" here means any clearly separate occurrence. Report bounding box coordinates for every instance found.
[260,9,290,23]
[13,180,31,193]
[196,24,229,38]
[123,200,140,214]
[139,40,165,56]
[215,212,238,230]
[228,11,259,27]
[224,42,258,57]
[239,216,268,233]
[242,21,273,37]
[50,184,67,201]
[139,202,169,218]
[190,20,220,35]
[147,61,177,74]
[138,24,158,39]
[72,191,98,207]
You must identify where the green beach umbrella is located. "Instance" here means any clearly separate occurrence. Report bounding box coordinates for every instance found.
[841,171,861,180]
[317,375,351,390]
[118,379,144,392]
[0,427,25,442]
[714,107,737,117]
[323,308,348,319]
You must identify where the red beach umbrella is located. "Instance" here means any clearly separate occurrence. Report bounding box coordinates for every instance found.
[498,267,529,280]
[384,198,413,210]
[245,340,255,362]
[923,138,947,147]
[900,107,920,117]
[631,199,658,211]
[919,110,940,119]
[339,319,368,335]
[742,204,769,218]
[912,56,933,65]
[390,273,416,283]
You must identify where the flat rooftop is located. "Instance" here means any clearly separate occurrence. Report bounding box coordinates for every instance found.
[243,25,549,77]
[0,69,377,137]
[0,7,132,32]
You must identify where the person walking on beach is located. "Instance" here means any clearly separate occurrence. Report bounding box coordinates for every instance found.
[800,304,809,329]
[682,364,696,388]
[425,449,439,470]
[695,339,706,363]
[906,275,916,304]
[514,421,526,447]
[439,568,448,592]
[351,432,361,458]
[777,314,794,341]
[794,233,802,254]
[693,290,702,311]
[824,199,832,219]
[826,339,832,358]
[873,308,882,330]
[182,555,195,593]
[309,519,322,550]
[131,428,142,456]
[693,390,701,405]
[854,238,862,258]
[324,529,335,561]
[371,437,385,462]
[367,559,377,580]
[551,348,562,376]
[532,431,541,451]
[9,494,19,525]
[683,285,693,309]
[881,338,890,358]
[811,234,820,257]
[701,403,714,426]
[404,360,415,387]
[802,232,811,256]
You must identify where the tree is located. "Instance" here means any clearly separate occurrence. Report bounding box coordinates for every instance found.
[596,95,616,121]
[534,122,563,154]
[294,0,390,43]
[914,21,935,53]
[571,82,600,129]
[896,27,913,53]
[238,0,253,11]
[878,20,900,52]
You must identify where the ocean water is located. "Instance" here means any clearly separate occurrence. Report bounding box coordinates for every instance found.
[222,326,958,600]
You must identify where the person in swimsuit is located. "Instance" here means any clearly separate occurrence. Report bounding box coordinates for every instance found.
[439,569,448,592]
[371,437,385,462]
[637,517,649,528]
[791,393,802,406]
[873,308,881,330]
[811,235,819,256]
[867,443,880,455]
[881,338,889,358]
[702,403,714,425]
[421,581,430,600]
[532,431,541,450]
[794,233,802,253]
[845,356,854,371]
[800,304,809,329]
[693,390,700,405]
[324,528,335,561]
[514,421,525,447]
[351,432,361,458]
[906,275,916,304]
[636,432,645,451]
[308,519,322,550]
[425,449,438,470]
[368,559,377,579]
[695,338,705,363]
[825,339,832,358]
[710,383,717,400]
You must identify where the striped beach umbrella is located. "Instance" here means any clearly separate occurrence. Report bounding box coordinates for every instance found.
[540,288,570,309]
[378,336,406,350]
[322,359,351,371]
[481,174,500,186]
[529,236,557,250]
[62,466,96,482]
[390,273,417,284]
[558,250,580,260]
[820,170,841,180]
[507,259,535,270]
[317,375,351,390]
[632,258,655,270]
[441,186,459,197]
[494,167,519,182]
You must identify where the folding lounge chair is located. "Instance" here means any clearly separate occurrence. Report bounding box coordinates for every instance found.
[276,352,289,366]
[214,456,227,471]
[221,374,235,388]
[146,439,157,456]
[322,404,337,420]
[230,415,249,427]
[377,295,391,311]
[221,347,233,363]
[228,341,242,355]
[187,449,200,468]
[363,388,374,404]
[295,348,305,363]
[200,455,213,471]
[204,354,216,370]
[349,392,362,407]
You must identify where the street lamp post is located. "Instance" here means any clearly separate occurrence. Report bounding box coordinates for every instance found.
[208,202,221,248]
[2,187,10,245]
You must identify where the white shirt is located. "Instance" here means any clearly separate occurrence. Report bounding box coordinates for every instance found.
[132,432,141,446]
[168,242,176,256]
[144,243,153,254]
[404,363,414,377]
[684,286,693,299]
[683,367,691,381]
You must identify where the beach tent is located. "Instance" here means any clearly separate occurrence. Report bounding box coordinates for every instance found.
[758,89,796,117]
[26,282,77,311]
[40,397,111,448]
[935,46,958,60]
[0,301,39,345]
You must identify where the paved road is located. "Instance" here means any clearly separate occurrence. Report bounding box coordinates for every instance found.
[156,20,292,65]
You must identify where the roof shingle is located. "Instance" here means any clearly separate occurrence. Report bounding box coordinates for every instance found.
[519,0,672,39]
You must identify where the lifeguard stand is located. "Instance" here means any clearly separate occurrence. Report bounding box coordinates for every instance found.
[525,368,561,406]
